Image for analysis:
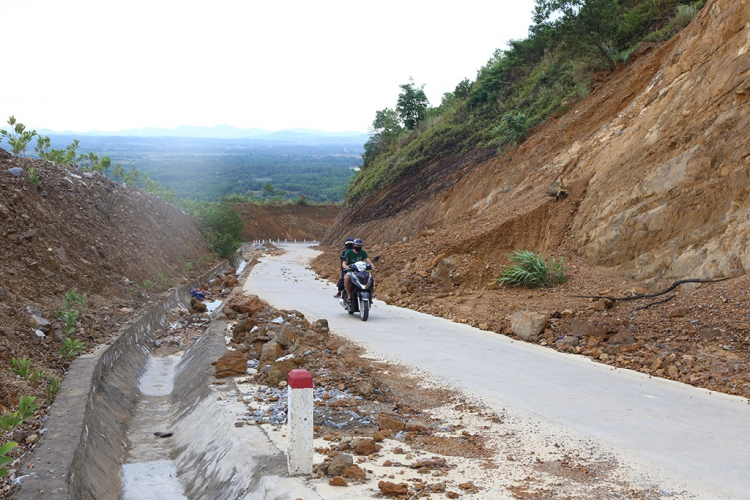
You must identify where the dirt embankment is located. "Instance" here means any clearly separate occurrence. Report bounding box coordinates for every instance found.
[236,202,340,242]
[315,0,750,400]
[325,0,750,284]
[0,149,213,412]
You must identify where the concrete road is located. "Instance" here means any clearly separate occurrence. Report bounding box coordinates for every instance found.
[245,243,750,499]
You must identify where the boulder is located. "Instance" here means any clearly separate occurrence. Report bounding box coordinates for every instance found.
[326,337,345,351]
[353,438,381,455]
[260,341,283,365]
[312,318,329,334]
[342,465,366,480]
[224,276,240,287]
[268,359,295,386]
[609,328,636,345]
[232,318,257,337]
[430,257,460,284]
[567,320,609,341]
[215,352,247,378]
[327,452,353,476]
[378,481,409,496]
[29,313,52,333]
[510,310,549,341]
[328,477,347,487]
[268,325,295,349]
[555,336,580,350]
[378,413,405,432]
[190,297,207,313]
[231,295,265,315]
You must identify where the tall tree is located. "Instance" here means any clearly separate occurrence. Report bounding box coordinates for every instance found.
[533,0,619,70]
[362,108,402,167]
[396,78,429,131]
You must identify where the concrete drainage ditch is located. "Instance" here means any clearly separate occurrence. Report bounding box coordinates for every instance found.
[14,258,318,500]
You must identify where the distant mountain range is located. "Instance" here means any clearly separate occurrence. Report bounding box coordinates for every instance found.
[35,125,369,144]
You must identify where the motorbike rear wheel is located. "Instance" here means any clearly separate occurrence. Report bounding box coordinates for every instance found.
[359,298,369,321]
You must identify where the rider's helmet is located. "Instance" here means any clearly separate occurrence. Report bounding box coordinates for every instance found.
[344,237,354,248]
[353,238,363,250]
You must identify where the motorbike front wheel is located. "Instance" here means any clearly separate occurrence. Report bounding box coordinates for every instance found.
[359,298,369,321]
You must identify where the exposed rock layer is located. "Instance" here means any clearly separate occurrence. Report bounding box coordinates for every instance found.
[325,0,750,282]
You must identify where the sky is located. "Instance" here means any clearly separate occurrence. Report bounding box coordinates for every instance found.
[0,0,537,134]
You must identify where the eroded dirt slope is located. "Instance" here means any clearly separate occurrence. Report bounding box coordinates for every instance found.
[0,149,212,411]
[315,0,750,400]
[236,202,340,242]
[325,0,749,284]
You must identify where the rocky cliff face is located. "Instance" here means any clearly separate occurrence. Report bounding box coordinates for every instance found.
[571,0,750,280]
[325,0,750,283]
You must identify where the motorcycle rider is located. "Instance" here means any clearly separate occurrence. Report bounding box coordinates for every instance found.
[334,237,354,298]
[343,238,375,306]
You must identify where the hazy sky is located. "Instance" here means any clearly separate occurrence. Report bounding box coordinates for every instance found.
[1,0,536,134]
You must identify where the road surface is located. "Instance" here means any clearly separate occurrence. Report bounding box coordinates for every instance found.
[246,243,750,499]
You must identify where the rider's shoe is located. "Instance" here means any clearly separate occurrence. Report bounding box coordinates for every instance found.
[334,291,341,298]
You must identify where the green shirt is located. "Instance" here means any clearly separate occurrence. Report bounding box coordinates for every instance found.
[344,248,368,265]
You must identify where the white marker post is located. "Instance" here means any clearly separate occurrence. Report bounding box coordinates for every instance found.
[287,369,313,475]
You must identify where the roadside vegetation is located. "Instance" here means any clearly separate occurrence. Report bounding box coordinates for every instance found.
[348,0,706,205]
[495,250,567,288]
[181,199,245,259]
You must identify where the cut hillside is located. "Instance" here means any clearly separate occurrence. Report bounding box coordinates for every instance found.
[235,202,339,242]
[315,0,750,399]
[0,149,214,412]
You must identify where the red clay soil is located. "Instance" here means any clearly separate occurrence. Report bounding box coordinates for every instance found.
[316,0,750,402]
[236,202,340,242]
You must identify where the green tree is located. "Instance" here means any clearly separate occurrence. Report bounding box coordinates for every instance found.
[396,78,429,131]
[439,79,472,110]
[195,202,244,258]
[77,151,111,173]
[123,164,141,187]
[453,78,472,99]
[0,116,37,157]
[362,108,402,167]
[35,137,80,165]
[112,162,125,182]
[533,0,619,70]
[34,135,51,158]
[494,113,529,147]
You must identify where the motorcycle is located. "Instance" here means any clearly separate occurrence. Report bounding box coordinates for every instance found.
[339,261,374,321]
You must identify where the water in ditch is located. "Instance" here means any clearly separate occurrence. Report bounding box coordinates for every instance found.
[121,354,187,500]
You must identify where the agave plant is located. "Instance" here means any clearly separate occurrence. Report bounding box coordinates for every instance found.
[495,250,567,288]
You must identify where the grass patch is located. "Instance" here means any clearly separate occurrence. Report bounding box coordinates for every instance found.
[495,250,567,288]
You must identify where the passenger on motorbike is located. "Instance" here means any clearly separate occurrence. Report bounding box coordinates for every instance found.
[334,237,354,298]
[343,238,375,305]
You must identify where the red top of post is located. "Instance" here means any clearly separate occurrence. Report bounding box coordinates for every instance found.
[288,369,313,389]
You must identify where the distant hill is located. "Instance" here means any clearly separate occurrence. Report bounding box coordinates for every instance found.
[36,125,369,144]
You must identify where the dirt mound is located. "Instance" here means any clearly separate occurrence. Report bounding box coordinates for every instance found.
[236,202,340,242]
[0,153,212,411]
